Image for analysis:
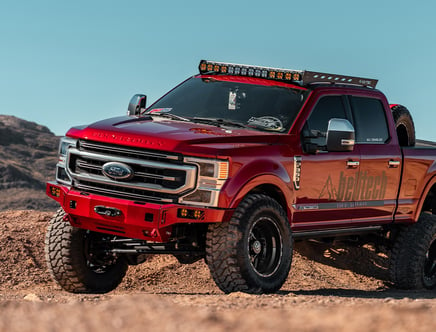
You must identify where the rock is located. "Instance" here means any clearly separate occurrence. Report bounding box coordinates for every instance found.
[0,115,59,211]
[23,293,42,302]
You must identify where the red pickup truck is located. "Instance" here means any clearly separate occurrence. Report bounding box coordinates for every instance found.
[45,60,436,294]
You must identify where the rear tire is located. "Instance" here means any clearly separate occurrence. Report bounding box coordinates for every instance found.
[45,208,128,293]
[391,104,415,147]
[206,194,293,294]
[389,213,436,289]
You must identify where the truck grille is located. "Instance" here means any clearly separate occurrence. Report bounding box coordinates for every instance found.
[65,140,197,203]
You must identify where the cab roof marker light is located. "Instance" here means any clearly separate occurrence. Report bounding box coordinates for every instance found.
[198,60,378,88]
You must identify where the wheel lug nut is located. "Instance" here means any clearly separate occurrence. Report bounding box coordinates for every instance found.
[252,240,262,254]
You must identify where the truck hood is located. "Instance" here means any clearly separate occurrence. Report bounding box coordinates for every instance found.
[66,116,282,155]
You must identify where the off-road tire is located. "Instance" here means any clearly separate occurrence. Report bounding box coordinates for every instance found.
[205,194,293,294]
[389,213,436,289]
[45,208,128,293]
[391,104,415,147]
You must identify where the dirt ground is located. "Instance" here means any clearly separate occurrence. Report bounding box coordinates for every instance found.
[1,210,435,332]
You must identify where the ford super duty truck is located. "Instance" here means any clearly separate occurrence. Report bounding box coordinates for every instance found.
[45,60,436,294]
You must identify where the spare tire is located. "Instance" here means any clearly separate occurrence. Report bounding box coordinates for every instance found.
[391,104,415,146]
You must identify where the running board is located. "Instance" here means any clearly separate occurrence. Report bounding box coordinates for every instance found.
[293,226,384,239]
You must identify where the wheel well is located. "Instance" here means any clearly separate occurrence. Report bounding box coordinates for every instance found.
[249,184,288,215]
[421,184,436,214]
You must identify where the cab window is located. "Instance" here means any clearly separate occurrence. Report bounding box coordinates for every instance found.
[303,96,348,148]
[350,96,389,144]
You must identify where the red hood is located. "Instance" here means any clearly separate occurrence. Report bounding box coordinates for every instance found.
[66,116,282,156]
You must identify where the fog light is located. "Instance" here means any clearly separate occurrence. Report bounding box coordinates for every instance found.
[194,210,202,219]
[180,208,188,217]
[178,208,205,220]
[50,186,60,197]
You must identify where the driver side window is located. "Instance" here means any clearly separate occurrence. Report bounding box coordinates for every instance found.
[303,96,348,148]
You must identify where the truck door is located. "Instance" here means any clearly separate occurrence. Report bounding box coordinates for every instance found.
[293,95,361,229]
[348,95,402,223]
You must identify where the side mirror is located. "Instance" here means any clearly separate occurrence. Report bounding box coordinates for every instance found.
[326,118,355,152]
[127,94,147,116]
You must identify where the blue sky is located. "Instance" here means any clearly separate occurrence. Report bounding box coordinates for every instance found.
[1,0,435,140]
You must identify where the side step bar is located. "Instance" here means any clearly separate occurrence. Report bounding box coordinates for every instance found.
[293,226,384,239]
[107,226,384,255]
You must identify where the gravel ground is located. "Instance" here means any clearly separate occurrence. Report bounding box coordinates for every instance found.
[0,210,435,331]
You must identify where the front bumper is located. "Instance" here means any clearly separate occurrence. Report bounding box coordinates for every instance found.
[46,182,233,242]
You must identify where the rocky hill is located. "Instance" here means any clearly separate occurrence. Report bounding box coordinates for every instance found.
[0,115,59,211]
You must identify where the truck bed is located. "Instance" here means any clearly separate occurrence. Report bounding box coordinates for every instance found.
[414,139,436,148]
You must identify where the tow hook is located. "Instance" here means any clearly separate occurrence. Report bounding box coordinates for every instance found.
[94,205,122,217]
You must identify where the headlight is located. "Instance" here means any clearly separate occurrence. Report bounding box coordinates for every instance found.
[180,157,229,207]
[56,137,77,185]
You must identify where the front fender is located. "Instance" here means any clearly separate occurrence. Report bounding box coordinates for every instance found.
[220,159,294,216]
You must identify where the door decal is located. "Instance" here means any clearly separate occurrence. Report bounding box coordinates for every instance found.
[319,171,387,201]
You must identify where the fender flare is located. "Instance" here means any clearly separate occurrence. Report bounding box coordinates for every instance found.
[227,173,294,219]
[415,174,436,221]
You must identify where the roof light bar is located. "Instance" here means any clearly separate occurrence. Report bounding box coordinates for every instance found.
[199,60,378,88]
[199,60,303,84]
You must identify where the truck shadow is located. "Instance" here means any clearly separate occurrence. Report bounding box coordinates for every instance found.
[294,239,390,282]
[287,240,436,299]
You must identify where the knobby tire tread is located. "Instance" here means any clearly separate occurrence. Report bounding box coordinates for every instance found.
[389,213,436,289]
[206,194,292,294]
[45,208,127,293]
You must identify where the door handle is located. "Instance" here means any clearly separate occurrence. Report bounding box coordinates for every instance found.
[346,160,360,168]
[388,160,400,168]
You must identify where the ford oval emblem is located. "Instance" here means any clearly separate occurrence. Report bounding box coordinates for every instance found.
[102,162,133,180]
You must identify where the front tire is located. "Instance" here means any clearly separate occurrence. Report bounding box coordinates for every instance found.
[389,213,436,289]
[206,194,293,294]
[45,208,128,293]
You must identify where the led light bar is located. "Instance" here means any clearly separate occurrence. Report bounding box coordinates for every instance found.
[198,60,378,88]
[199,60,303,84]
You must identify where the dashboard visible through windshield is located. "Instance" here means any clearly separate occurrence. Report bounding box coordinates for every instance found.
[145,77,308,132]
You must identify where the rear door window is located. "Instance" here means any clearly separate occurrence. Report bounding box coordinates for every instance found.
[350,96,389,144]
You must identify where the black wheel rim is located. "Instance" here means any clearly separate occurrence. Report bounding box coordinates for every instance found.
[83,231,118,274]
[248,216,283,277]
[423,237,436,288]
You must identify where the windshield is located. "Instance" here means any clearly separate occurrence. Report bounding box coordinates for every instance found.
[146,77,308,132]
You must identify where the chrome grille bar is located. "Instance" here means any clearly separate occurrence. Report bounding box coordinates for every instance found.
[76,160,101,171]
[76,160,178,181]
[135,171,177,182]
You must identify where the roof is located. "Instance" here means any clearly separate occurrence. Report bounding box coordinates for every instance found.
[198,60,378,88]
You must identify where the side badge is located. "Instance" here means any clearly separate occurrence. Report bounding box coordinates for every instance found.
[293,156,302,190]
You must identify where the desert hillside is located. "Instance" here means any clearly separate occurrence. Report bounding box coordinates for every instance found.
[0,115,59,210]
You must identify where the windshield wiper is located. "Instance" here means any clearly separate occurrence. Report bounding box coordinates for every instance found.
[192,117,251,129]
[149,112,191,122]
